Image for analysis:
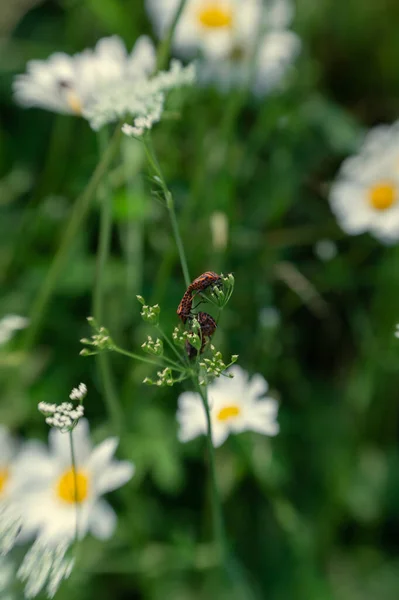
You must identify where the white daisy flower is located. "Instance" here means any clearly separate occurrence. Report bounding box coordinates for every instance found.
[0,314,29,346]
[177,365,279,447]
[13,35,156,116]
[146,0,300,93]
[18,419,134,544]
[329,121,399,244]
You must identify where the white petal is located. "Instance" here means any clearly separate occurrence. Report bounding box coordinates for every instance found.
[128,35,156,77]
[89,500,117,540]
[177,391,207,443]
[95,461,135,495]
[266,0,295,29]
[247,373,269,398]
[211,423,230,448]
[243,399,280,436]
[87,437,119,476]
[0,426,17,467]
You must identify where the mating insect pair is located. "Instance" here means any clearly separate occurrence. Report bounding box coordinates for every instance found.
[177,271,221,359]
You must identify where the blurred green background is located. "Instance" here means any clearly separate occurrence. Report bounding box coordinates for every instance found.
[2,0,399,598]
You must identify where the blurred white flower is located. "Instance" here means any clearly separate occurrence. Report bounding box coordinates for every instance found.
[85,60,195,130]
[122,94,164,137]
[314,239,338,261]
[13,35,156,116]
[329,122,399,244]
[210,211,228,250]
[259,306,280,329]
[18,419,134,544]
[0,314,29,346]
[146,0,300,94]
[17,537,74,599]
[177,365,279,447]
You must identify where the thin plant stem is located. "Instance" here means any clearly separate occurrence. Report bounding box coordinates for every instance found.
[22,125,122,350]
[113,346,185,372]
[93,128,113,322]
[143,137,191,287]
[156,0,189,71]
[192,379,227,564]
[68,429,79,544]
[98,352,124,433]
[121,137,144,302]
[93,129,124,434]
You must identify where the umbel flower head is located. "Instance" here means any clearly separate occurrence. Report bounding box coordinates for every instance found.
[146,0,300,94]
[177,365,279,447]
[13,35,156,116]
[329,121,399,244]
[18,419,134,544]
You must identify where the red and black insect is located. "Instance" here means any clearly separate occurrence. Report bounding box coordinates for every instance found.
[177,271,221,323]
[185,312,217,360]
[176,289,193,324]
[187,271,222,294]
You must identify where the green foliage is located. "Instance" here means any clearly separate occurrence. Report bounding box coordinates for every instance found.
[2,0,399,598]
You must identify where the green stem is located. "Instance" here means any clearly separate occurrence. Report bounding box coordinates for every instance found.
[121,136,144,302]
[113,346,185,372]
[143,137,191,288]
[22,125,122,350]
[156,0,189,71]
[165,190,191,288]
[193,379,227,564]
[93,129,124,434]
[69,429,79,544]
[93,129,113,322]
[98,353,124,433]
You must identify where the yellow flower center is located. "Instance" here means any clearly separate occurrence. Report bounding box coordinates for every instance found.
[66,91,83,115]
[56,468,89,504]
[217,404,241,421]
[369,182,396,211]
[0,469,9,496]
[198,3,233,29]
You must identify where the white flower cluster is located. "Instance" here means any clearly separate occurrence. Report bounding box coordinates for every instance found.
[17,538,74,599]
[38,384,86,432]
[0,314,29,346]
[69,383,87,401]
[14,35,196,132]
[122,95,164,137]
[85,60,196,131]
[38,403,85,432]
[13,36,155,117]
